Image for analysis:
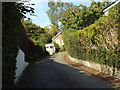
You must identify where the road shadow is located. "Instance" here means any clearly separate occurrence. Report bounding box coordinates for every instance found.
[16,54,113,88]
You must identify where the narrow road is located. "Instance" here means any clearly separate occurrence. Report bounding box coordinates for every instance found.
[17,53,113,88]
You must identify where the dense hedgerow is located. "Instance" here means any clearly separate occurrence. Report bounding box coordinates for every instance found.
[2,2,35,88]
[2,3,20,88]
[53,42,60,52]
[22,19,52,58]
[63,2,120,69]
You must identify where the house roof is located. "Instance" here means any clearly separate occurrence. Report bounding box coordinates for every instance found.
[103,0,120,12]
[52,31,62,41]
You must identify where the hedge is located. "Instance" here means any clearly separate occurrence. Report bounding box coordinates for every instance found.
[63,2,120,69]
[2,3,21,88]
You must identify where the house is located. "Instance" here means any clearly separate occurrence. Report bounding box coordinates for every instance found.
[52,31,64,49]
[103,0,120,16]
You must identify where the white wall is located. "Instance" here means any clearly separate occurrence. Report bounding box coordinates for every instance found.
[15,49,29,83]
[68,55,120,79]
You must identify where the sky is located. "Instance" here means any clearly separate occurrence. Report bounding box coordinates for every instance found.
[24,0,114,28]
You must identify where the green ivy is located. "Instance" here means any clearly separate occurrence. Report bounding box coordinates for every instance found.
[2,3,21,88]
[53,42,60,52]
[63,2,120,69]
[2,2,35,88]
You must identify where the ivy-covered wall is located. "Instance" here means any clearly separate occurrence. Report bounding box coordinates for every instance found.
[2,3,21,88]
[2,2,49,88]
[63,2,120,69]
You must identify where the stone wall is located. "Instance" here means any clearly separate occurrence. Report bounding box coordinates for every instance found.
[68,55,120,78]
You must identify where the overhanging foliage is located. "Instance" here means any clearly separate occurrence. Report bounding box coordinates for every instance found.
[63,2,120,69]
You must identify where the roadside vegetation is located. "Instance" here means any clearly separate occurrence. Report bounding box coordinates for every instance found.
[22,19,52,59]
[52,42,60,52]
[2,2,35,88]
[51,42,66,53]
[59,45,66,52]
[62,2,120,69]
[3,0,120,88]
[47,0,120,69]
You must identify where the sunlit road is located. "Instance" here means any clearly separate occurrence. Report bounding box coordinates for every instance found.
[17,53,113,88]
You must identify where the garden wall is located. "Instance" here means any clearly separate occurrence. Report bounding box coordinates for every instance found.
[68,55,120,79]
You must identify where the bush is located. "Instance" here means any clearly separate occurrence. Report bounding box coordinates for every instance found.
[2,3,21,88]
[62,2,120,69]
[59,45,66,52]
[53,42,60,52]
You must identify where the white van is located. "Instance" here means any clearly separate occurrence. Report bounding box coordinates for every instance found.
[45,44,55,55]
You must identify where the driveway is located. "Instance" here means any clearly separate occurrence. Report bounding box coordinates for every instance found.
[17,53,113,88]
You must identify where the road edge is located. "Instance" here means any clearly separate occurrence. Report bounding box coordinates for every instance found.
[64,53,120,89]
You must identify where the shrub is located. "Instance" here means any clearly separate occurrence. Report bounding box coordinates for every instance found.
[2,3,21,88]
[53,42,60,52]
[59,45,66,52]
[62,2,120,69]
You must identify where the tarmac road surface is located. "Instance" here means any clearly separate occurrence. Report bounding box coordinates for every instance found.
[17,53,113,88]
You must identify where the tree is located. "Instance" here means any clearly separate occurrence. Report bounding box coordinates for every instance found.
[47,0,58,28]
[46,0,74,32]
[22,19,45,40]
[44,25,50,33]
[60,1,111,33]
[22,19,52,45]
[49,25,58,37]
